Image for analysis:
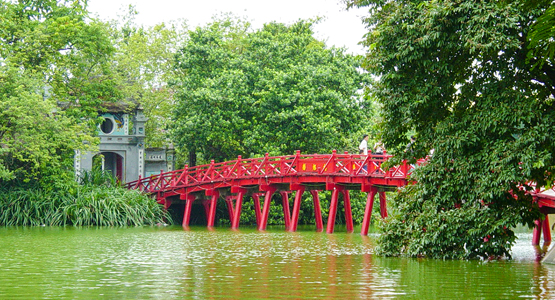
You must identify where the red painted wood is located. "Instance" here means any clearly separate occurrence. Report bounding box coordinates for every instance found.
[543,215,552,243]
[231,190,245,229]
[182,199,193,227]
[225,196,234,224]
[342,190,353,233]
[258,186,277,231]
[533,219,542,246]
[280,191,291,230]
[289,186,305,232]
[361,188,377,236]
[206,189,219,227]
[126,151,555,237]
[310,190,323,232]
[252,193,262,227]
[180,194,195,227]
[326,188,340,234]
[125,152,420,196]
[379,192,387,218]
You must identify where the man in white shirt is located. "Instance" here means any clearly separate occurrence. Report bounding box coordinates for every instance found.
[359,134,369,155]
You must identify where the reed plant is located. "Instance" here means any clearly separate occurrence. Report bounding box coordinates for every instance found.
[0,169,171,226]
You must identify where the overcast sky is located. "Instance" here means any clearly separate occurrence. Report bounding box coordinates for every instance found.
[87,0,369,55]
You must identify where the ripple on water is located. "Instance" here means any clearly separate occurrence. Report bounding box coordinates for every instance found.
[0,226,553,299]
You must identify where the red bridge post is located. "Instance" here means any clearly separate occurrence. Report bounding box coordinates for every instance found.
[289,184,306,232]
[225,196,235,225]
[181,194,195,227]
[231,187,247,229]
[258,185,277,231]
[361,186,378,236]
[544,215,552,243]
[252,193,262,227]
[205,189,220,227]
[379,191,388,218]
[310,190,324,232]
[342,190,354,233]
[280,191,292,230]
[532,215,552,246]
[327,186,341,234]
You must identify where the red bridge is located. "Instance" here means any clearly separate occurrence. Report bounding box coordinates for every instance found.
[126,150,555,244]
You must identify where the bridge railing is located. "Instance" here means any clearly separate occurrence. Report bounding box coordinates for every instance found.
[126,151,425,193]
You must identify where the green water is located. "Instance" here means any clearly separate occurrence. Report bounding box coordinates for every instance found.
[1,226,554,299]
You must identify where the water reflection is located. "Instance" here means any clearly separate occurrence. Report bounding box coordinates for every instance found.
[0,226,555,299]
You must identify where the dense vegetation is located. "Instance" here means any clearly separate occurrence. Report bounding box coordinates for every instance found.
[168,18,375,226]
[0,1,375,227]
[0,0,171,225]
[0,0,117,185]
[0,170,169,226]
[171,18,372,163]
[347,0,555,259]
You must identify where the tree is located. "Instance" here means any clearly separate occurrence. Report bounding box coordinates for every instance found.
[527,0,555,68]
[347,0,555,258]
[105,7,188,147]
[0,0,117,186]
[171,18,371,163]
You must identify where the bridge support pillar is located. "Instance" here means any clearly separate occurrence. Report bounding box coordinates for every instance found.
[181,194,195,227]
[225,196,235,224]
[361,187,377,236]
[205,189,220,227]
[252,193,262,227]
[258,185,277,231]
[379,191,387,218]
[280,191,292,230]
[327,187,341,234]
[544,215,552,243]
[310,190,323,232]
[342,190,354,233]
[231,187,247,229]
[289,185,306,232]
[532,215,552,245]
[326,184,354,234]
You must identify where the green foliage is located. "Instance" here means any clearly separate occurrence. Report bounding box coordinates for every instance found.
[526,0,555,68]
[171,17,371,163]
[0,183,170,226]
[105,8,189,147]
[348,0,554,259]
[0,0,117,185]
[79,166,119,188]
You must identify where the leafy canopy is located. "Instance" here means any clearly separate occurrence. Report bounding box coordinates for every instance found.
[0,0,118,186]
[104,7,189,147]
[171,18,371,163]
[347,0,555,259]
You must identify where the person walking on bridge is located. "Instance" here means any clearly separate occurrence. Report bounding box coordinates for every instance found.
[359,134,369,172]
[373,140,385,155]
[359,134,369,155]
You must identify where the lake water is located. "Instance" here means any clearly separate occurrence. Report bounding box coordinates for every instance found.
[1,225,554,299]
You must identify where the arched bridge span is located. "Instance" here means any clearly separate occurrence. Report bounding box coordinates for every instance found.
[126,150,555,243]
[126,150,421,235]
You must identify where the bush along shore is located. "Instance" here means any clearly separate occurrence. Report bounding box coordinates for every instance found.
[0,171,171,226]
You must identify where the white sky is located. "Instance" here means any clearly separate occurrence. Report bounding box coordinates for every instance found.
[87,0,369,55]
